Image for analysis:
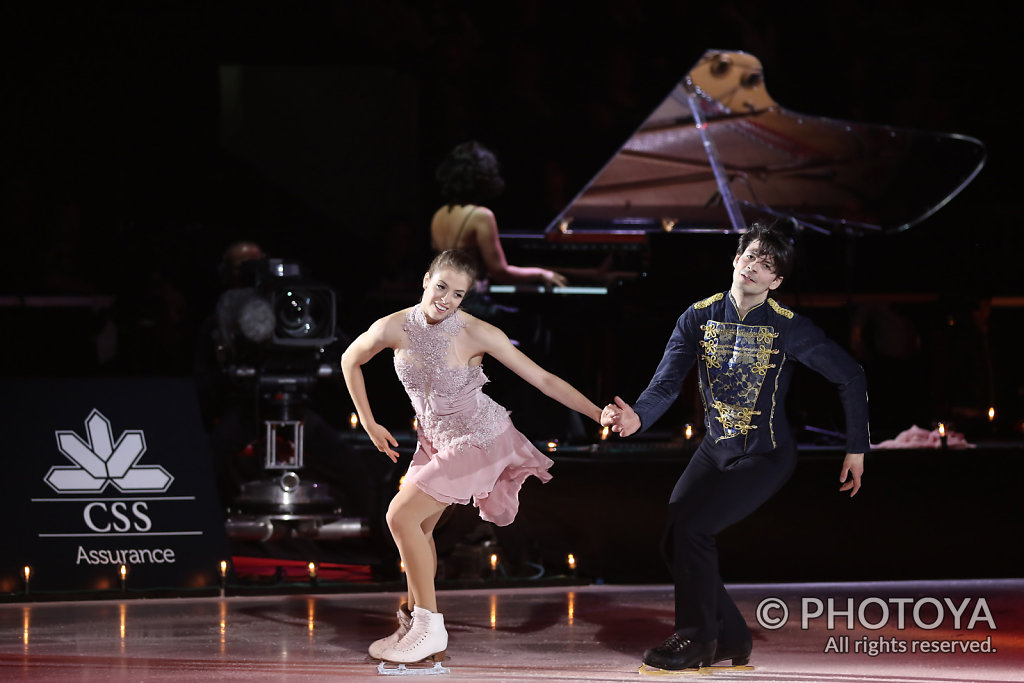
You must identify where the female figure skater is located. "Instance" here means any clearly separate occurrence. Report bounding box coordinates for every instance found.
[341,249,602,667]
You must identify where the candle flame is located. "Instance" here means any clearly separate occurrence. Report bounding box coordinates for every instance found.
[349,412,359,429]
[567,553,576,570]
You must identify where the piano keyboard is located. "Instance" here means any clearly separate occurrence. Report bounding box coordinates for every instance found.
[487,285,609,295]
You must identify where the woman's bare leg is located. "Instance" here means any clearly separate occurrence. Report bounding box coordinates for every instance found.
[406,506,445,608]
[387,484,448,612]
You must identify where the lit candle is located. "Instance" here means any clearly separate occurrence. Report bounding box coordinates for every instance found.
[567,553,577,572]
[600,426,609,441]
[684,424,693,440]
[412,416,419,431]
[988,406,996,422]
[119,564,127,592]
[349,412,359,430]
[938,422,947,448]
[23,566,30,595]
[307,562,318,583]
[490,553,498,574]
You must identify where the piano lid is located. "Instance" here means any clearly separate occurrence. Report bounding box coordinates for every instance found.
[547,50,986,237]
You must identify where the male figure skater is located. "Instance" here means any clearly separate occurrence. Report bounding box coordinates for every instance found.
[602,224,869,671]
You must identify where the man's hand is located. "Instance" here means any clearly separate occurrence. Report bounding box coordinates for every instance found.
[601,396,641,437]
[839,452,864,497]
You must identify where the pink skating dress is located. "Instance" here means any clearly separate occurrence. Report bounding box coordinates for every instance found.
[393,306,553,526]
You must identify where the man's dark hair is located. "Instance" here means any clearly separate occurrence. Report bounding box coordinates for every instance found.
[736,224,794,279]
[436,141,505,206]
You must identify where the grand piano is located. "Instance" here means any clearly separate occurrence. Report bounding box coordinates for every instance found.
[490,49,986,441]
[509,49,984,243]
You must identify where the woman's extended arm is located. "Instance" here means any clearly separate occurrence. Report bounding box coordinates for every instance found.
[340,312,403,462]
[469,318,601,423]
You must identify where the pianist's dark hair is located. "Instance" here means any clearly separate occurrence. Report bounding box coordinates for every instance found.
[436,141,506,206]
[428,248,481,283]
[736,223,794,279]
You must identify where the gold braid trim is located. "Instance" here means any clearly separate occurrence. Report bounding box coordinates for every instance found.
[694,292,725,309]
[768,298,794,319]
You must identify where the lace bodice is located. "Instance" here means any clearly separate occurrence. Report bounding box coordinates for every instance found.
[394,306,508,452]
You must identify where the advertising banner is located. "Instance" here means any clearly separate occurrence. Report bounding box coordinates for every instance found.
[3,378,229,594]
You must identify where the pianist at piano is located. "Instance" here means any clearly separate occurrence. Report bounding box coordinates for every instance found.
[431,140,568,295]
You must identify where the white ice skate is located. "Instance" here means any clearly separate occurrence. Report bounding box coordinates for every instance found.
[377,606,449,676]
[368,602,413,661]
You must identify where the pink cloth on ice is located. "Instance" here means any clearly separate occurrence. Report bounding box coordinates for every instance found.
[872,424,975,449]
[394,306,552,526]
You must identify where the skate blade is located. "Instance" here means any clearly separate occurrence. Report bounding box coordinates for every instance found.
[640,663,754,675]
[377,661,450,676]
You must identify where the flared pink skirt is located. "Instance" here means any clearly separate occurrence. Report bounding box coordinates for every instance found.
[404,424,553,526]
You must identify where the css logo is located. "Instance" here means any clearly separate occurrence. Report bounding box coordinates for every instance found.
[83,501,154,533]
[45,409,173,494]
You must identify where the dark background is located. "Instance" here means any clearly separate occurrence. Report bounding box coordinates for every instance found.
[2,2,1017,435]
[1,1,1020,586]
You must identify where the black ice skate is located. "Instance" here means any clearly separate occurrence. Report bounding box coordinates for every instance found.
[640,634,754,675]
[639,634,717,673]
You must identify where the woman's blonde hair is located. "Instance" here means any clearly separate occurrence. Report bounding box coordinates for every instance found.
[428,249,481,283]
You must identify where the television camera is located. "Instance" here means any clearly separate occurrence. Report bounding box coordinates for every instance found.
[212,257,370,544]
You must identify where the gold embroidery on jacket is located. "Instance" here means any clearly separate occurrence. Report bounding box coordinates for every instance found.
[699,320,779,441]
[694,292,725,310]
[768,298,794,319]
